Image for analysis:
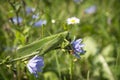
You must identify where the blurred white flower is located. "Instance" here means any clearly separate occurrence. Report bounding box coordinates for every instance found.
[67,17,80,25]
[51,19,56,23]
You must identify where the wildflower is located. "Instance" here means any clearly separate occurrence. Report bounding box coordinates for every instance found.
[34,20,47,27]
[84,5,96,14]
[11,17,23,24]
[71,39,86,58]
[27,55,44,77]
[74,0,83,3]
[26,7,35,14]
[51,19,56,23]
[32,13,39,19]
[67,17,80,25]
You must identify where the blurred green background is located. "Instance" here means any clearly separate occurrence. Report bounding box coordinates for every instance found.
[0,0,120,80]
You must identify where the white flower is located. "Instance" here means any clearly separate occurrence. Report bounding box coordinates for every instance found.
[51,19,56,23]
[67,17,80,25]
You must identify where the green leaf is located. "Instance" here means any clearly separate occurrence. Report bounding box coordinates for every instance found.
[16,31,68,57]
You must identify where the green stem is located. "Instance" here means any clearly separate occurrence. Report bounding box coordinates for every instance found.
[87,70,90,80]
[55,51,61,80]
[69,56,74,80]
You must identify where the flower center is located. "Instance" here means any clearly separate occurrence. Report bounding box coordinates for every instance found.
[71,19,76,23]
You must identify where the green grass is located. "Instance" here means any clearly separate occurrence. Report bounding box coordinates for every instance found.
[0,0,120,80]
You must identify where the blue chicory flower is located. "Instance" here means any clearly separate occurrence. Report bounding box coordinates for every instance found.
[74,0,83,3]
[34,20,47,27]
[84,5,96,14]
[71,39,86,58]
[11,17,23,24]
[27,55,44,77]
[32,13,39,19]
[26,7,35,14]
